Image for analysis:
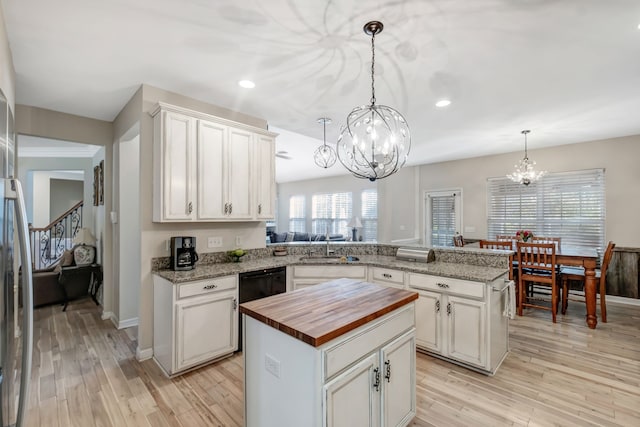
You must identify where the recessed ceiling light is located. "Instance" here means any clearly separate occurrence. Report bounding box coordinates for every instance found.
[238,80,255,89]
[435,99,451,108]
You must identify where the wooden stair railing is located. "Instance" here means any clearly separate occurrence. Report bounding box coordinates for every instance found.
[29,201,84,270]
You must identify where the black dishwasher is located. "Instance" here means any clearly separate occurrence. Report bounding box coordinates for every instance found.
[238,266,286,351]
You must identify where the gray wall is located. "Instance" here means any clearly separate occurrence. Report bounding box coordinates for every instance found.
[0,5,15,108]
[415,134,640,247]
[113,84,273,356]
[50,178,83,221]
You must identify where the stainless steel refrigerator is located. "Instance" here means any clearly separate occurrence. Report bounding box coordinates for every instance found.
[0,90,33,426]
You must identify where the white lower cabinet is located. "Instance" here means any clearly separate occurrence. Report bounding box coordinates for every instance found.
[369,267,405,289]
[409,272,508,375]
[244,302,416,427]
[291,265,367,290]
[153,275,238,376]
[324,330,415,427]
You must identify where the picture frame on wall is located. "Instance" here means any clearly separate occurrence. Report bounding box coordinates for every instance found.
[93,165,100,206]
[99,160,104,205]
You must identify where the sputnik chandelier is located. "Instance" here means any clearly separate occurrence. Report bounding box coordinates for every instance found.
[314,117,336,168]
[336,21,411,181]
[507,130,546,185]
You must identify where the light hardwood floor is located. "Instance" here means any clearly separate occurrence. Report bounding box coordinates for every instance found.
[25,298,640,427]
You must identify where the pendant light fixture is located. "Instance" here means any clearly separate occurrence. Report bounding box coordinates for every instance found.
[336,21,411,181]
[507,130,546,185]
[314,117,337,168]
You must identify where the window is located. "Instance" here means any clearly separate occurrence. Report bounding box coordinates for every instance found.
[312,192,352,236]
[361,189,377,241]
[288,195,306,232]
[487,169,605,250]
[426,191,461,247]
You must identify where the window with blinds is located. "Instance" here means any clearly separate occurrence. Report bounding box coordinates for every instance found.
[487,169,605,250]
[288,195,306,232]
[361,189,377,241]
[312,192,352,236]
[428,192,460,247]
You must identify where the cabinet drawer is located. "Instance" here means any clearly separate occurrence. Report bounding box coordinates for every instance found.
[408,273,484,299]
[292,265,367,279]
[323,303,415,381]
[178,275,237,299]
[370,267,405,287]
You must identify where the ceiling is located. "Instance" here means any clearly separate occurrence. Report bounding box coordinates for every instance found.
[3,0,640,182]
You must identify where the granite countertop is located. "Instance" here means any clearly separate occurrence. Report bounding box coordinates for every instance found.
[239,278,419,347]
[154,254,507,284]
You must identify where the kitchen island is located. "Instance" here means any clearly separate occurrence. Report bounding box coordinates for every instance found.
[240,278,419,427]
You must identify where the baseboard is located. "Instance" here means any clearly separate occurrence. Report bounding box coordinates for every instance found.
[606,295,640,306]
[137,347,153,361]
[117,317,139,329]
[566,291,640,307]
[101,311,115,324]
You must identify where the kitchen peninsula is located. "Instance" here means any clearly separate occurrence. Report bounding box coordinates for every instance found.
[152,243,512,378]
[239,278,419,427]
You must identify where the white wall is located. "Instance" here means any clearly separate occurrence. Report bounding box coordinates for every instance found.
[0,4,15,108]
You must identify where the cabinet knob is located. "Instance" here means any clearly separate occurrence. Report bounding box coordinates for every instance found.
[384,360,391,383]
[224,203,229,214]
[188,202,193,214]
[447,302,451,315]
[203,284,218,290]
[435,299,440,313]
[437,282,450,289]
[383,273,392,279]
[233,298,237,310]
[229,203,233,214]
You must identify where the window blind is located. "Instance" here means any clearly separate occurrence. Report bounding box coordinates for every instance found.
[429,193,457,247]
[288,195,306,232]
[487,169,605,250]
[361,189,377,241]
[312,192,352,236]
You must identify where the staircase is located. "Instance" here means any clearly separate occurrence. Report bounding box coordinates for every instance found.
[29,201,84,270]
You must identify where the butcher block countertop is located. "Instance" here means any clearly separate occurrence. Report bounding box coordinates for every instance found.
[239,278,419,347]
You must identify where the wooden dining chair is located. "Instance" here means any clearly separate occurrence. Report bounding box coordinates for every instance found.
[531,236,561,251]
[453,234,465,247]
[480,240,516,281]
[561,241,615,322]
[496,234,515,242]
[517,241,559,322]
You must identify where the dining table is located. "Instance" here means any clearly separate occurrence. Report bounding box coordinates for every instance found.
[472,240,601,328]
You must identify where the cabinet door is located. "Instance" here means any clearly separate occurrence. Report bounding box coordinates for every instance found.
[175,293,237,371]
[162,111,195,221]
[446,296,486,368]
[381,330,416,427]
[227,128,253,219]
[255,134,276,219]
[414,290,442,354]
[196,120,226,219]
[324,352,380,427]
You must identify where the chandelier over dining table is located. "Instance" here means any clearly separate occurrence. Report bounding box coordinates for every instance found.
[507,130,546,185]
[336,21,411,182]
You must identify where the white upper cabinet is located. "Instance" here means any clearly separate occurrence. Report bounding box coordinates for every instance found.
[255,134,276,219]
[152,103,277,222]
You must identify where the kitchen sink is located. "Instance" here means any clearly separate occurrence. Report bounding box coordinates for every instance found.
[298,255,360,263]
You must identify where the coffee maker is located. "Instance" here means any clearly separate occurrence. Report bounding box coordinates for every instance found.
[170,236,199,271]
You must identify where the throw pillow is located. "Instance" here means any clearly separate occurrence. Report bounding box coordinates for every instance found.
[285,231,295,242]
[54,249,75,273]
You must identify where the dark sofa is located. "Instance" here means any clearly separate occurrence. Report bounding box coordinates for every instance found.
[269,231,346,244]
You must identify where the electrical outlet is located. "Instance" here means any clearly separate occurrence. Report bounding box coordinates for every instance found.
[265,354,280,378]
[236,236,242,246]
[208,237,223,248]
